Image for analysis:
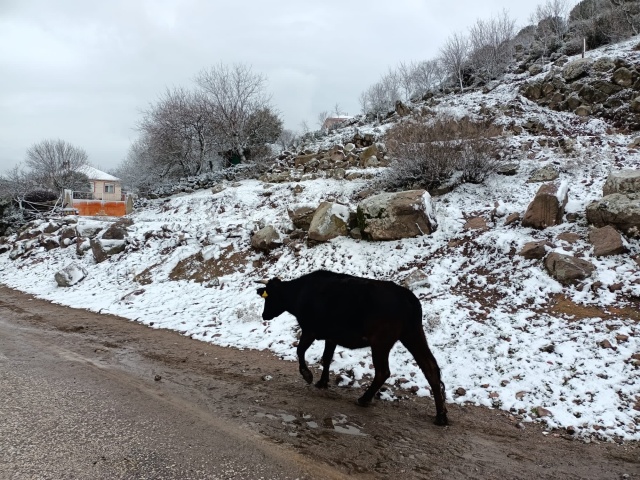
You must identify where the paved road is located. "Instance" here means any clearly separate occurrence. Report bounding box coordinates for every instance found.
[0,304,344,479]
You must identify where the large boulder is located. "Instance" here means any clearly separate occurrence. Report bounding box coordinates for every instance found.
[55,263,88,287]
[589,225,627,257]
[603,169,640,196]
[586,193,640,238]
[544,253,595,286]
[251,225,282,252]
[91,238,126,263]
[522,182,569,229]
[102,221,130,240]
[308,202,350,242]
[357,190,437,241]
[562,58,592,82]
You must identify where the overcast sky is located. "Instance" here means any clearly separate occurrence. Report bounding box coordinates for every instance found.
[0,0,555,173]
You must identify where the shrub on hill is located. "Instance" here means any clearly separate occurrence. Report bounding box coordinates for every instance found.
[380,115,503,191]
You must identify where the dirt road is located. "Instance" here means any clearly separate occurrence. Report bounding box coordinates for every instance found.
[0,286,637,479]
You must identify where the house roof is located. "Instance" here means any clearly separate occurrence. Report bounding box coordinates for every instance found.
[79,165,120,182]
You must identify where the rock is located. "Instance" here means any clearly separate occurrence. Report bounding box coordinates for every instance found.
[454,387,467,397]
[522,182,569,229]
[90,238,126,263]
[586,193,640,238]
[211,183,226,194]
[527,165,559,183]
[344,143,356,153]
[359,144,378,166]
[544,252,595,285]
[102,222,129,240]
[575,105,591,117]
[76,221,106,239]
[562,58,592,82]
[395,100,411,116]
[519,241,549,259]
[357,190,437,241]
[496,163,518,175]
[603,169,640,196]
[589,225,627,257]
[504,212,520,226]
[402,270,429,289]
[612,67,636,88]
[55,263,88,287]
[287,206,316,231]
[59,226,77,248]
[599,339,614,349]
[308,202,350,242]
[535,406,552,417]
[40,235,60,251]
[556,232,580,244]
[251,225,282,252]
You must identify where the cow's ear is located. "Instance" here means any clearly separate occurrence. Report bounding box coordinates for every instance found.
[257,287,267,298]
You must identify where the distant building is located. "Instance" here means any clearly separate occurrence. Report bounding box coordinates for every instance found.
[63,166,133,217]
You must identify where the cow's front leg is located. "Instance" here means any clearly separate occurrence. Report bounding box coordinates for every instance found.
[297,331,315,384]
[315,341,337,389]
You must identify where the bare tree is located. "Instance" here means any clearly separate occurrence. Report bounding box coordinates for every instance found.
[25,139,89,191]
[411,59,443,96]
[317,110,330,129]
[440,32,470,92]
[468,10,517,80]
[333,103,343,117]
[139,87,216,178]
[530,0,570,60]
[276,129,298,152]
[196,63,281,165]
[396,61,416,100]
[0,166,37,212]
[609,0,640,36]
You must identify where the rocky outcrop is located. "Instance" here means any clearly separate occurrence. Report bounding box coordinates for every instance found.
[287,206,316,231]
[357,190,437,241]
[55,263,88,287]
[603,169,640,196]
[522,182,569,229]
[586,193,640,238]
[308,202,350,242]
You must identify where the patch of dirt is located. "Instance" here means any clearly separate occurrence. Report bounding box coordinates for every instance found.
[169,245,252,283]
[546,294,640,322]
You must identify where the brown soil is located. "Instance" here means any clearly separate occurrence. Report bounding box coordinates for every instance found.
[0,285,638,479]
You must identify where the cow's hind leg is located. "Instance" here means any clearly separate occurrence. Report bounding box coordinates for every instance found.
[315,341,336,389]
[401,329,448,426]
[357,341,393,406]
[297,331,316,384]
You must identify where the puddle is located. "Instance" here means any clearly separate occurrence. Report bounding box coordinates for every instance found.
[323,414,367,436]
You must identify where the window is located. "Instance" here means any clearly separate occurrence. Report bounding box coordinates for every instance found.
[104,184,115,194]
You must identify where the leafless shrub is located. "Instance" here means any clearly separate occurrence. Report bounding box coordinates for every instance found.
[381,115,502,191]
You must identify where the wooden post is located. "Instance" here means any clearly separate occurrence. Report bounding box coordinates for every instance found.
[582,38,586,58]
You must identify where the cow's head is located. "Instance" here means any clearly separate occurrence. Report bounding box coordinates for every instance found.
[256,277,285,320]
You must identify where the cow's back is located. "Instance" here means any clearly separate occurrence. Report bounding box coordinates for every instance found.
[290,271,422,336]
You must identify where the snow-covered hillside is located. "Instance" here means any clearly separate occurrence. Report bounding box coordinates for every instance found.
[2,39,639,442]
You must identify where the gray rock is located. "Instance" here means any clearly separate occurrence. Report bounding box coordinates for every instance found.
[562,58,592,82]
[603,169,640,196]
[527,165,559,183]
[287,206,316,231]
[586,193,640,238]
[544,252,595,285]
[250,225,282,252]
[308,202,350,242]
[357,190,437,241]
[55,263,88,287]
[91,238,126,263]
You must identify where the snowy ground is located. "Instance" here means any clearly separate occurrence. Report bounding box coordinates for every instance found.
[2,39,640,442]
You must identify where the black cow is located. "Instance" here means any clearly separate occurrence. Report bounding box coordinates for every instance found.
[256,270,448,425]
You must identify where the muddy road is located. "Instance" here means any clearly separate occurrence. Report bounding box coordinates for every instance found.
[0,286,637,479]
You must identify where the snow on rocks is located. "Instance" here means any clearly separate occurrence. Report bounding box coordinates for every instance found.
[55,263,88,287]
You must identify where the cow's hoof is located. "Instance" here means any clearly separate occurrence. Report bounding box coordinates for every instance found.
[434,413,448,426]
[315,380,328,389]
[301,370,313,384]
[356,397,371,407]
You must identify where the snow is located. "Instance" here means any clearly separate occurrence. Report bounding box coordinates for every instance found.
[2,39,640,442]
[79,165,120,182]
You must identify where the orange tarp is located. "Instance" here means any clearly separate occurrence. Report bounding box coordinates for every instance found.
[73,201,126,217]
